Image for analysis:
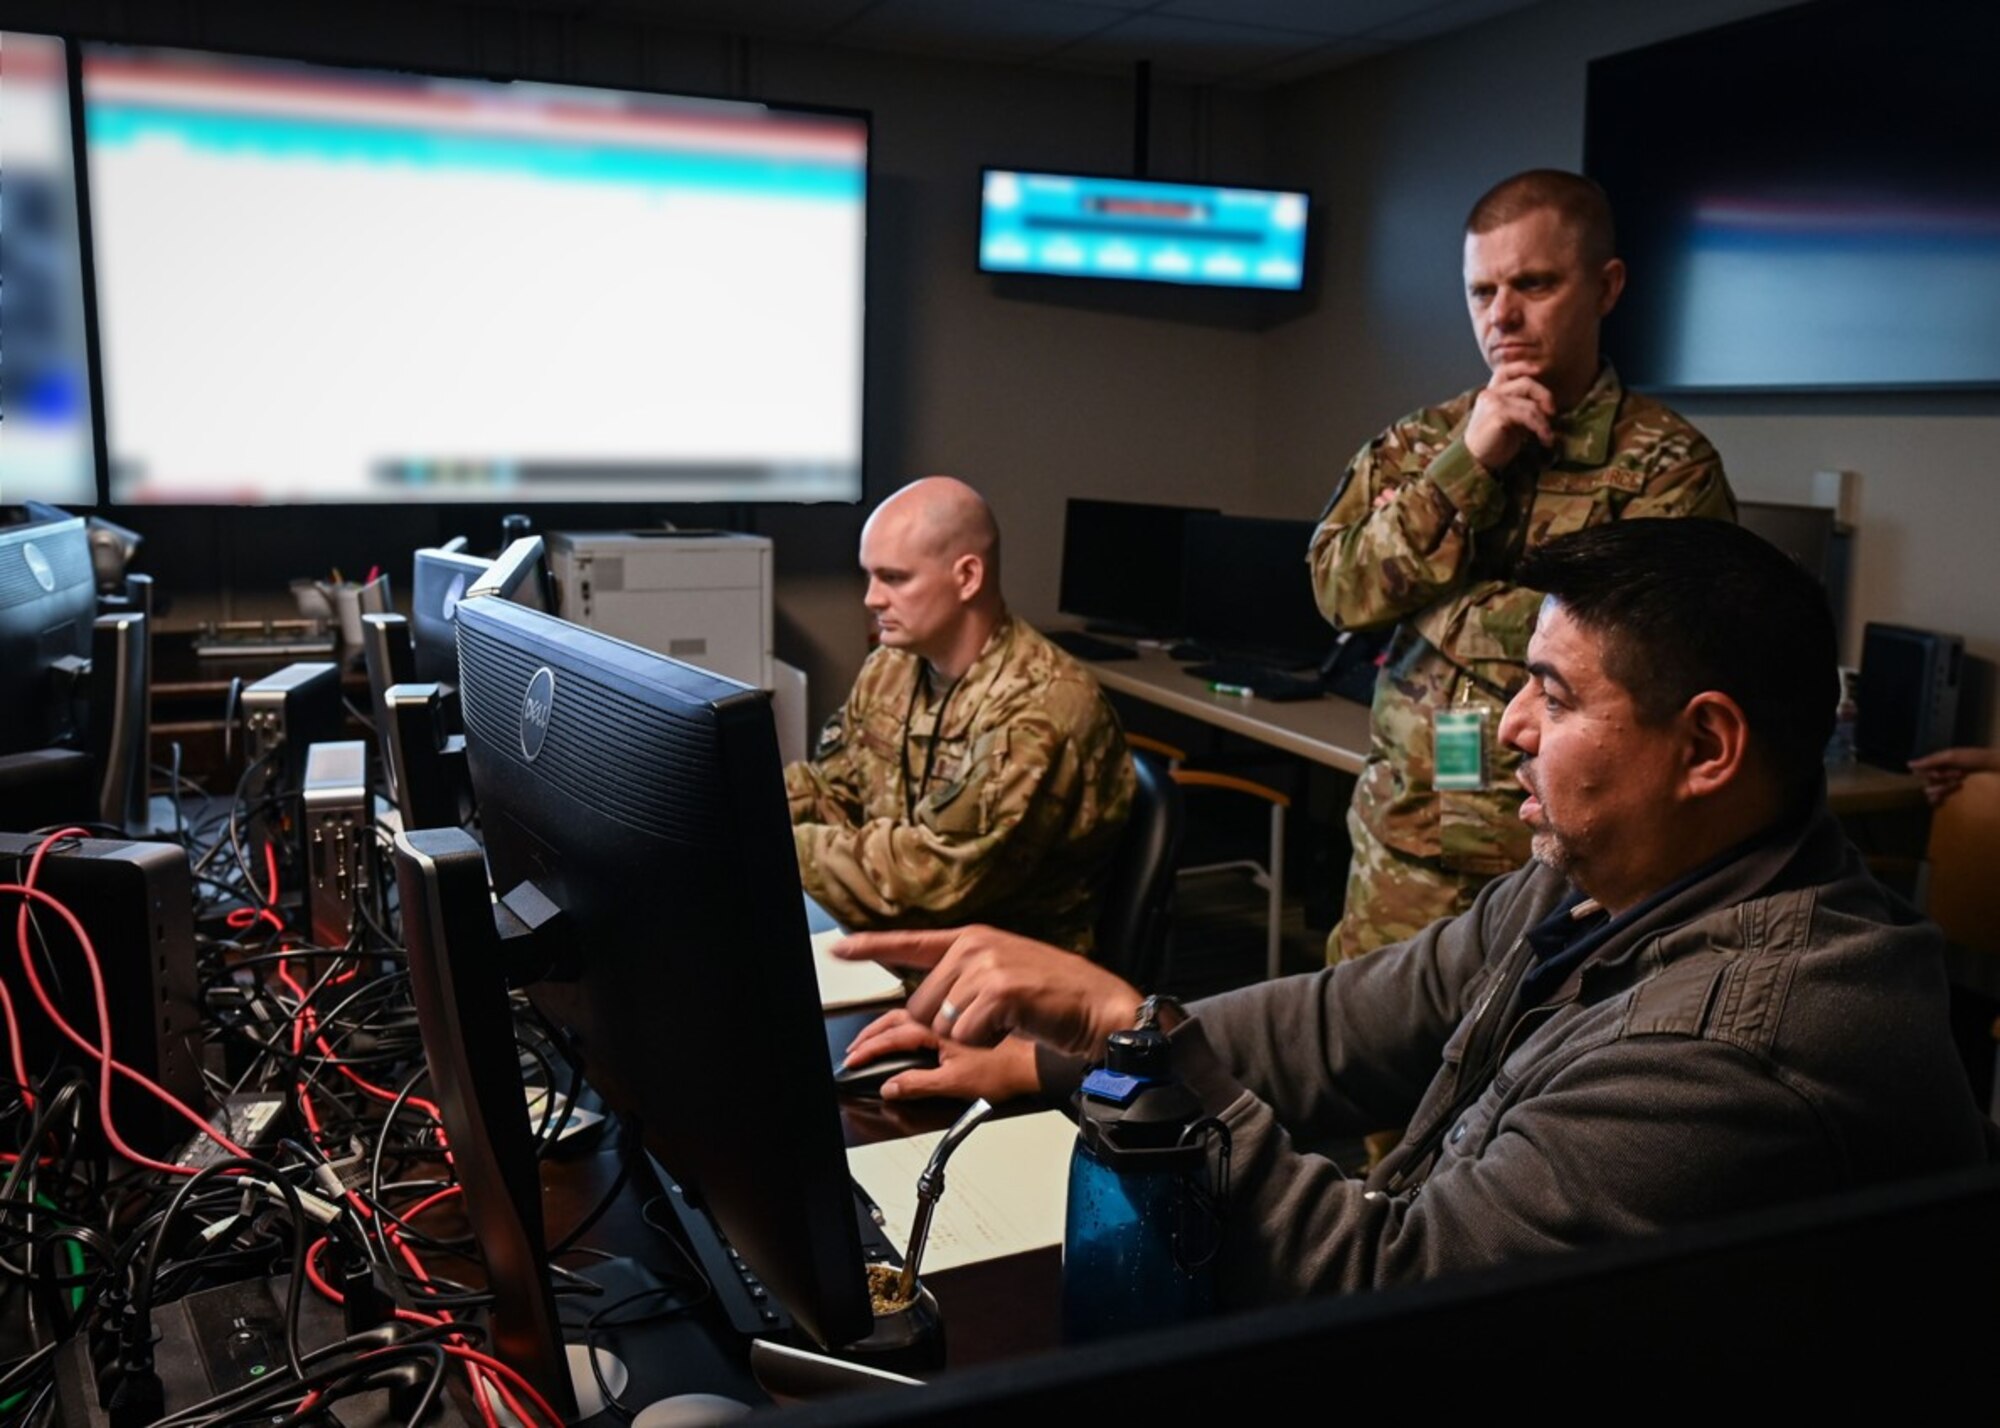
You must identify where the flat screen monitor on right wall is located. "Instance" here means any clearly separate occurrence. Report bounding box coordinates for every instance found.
[1585,0,2000,392]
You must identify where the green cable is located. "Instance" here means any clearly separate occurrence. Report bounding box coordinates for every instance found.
[0,1194,93,1411]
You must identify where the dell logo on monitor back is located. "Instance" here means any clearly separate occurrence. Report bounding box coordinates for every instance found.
[22,543,56,594]
[520,667,556,761]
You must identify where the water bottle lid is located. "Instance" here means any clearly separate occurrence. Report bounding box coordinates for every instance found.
[1104,1027,1171,1079]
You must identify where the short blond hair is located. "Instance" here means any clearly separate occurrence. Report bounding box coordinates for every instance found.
[1465,170,1616,267]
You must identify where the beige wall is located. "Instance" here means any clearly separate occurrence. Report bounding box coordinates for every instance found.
[1251,0,2000,742]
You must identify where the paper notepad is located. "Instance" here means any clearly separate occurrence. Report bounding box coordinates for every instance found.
[811,928,905,1011]
[846,1110,1074,1273]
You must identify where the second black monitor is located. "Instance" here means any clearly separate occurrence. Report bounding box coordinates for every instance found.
[1181,513,1331,669]
[1058,499,1216,637]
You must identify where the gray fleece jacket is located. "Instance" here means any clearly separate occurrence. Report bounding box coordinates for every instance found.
[1093,802,1993,1303]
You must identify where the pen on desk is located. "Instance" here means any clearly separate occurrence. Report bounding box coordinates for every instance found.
[1209,681,1254,698]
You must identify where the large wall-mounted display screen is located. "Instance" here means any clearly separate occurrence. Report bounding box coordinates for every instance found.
[83,46,867,504]
[2,32,98,506]
[1587,1,2000,392]
[979,169,1307,291]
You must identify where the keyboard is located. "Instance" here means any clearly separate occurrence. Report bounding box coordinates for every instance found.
[652,1158,900,1340]
[1186,660,1325,702]
[1047,630,1138,661]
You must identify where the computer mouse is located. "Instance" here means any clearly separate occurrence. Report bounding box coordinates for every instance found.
[832,1047,940,1096]
[631,1393,753,1428]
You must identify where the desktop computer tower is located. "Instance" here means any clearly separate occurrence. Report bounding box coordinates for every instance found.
[302,740,372,952]
[242,661,343,792]
[0,833,203,1156]
[1856,622,1964,768]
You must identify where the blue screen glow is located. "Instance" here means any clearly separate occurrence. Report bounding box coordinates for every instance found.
[979,170,1307,291]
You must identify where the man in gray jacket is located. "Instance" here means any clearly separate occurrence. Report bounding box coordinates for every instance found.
[837,518,1993,1302]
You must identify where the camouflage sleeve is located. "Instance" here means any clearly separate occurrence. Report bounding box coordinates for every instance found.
[1307,422,1504,633]
[785,703,867,829]
[785,757,860,829]
[1406,426,1734,668]
[1622,430,1735,522]
[792,693,1097,931]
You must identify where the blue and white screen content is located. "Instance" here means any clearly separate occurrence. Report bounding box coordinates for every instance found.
[84,48,867,504]
[979,170,1306,291]
[1,32,98,506]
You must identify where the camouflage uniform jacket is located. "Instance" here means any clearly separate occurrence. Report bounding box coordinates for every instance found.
[1309,364,1734,874]
[784,614,1136,953]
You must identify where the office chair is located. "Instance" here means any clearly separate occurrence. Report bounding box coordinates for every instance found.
[1093,749,1184,989]
[1126,733,1293,982]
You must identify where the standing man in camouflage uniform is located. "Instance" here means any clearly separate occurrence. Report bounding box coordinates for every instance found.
[787,476,1136,954]
[1312,170,1735,965]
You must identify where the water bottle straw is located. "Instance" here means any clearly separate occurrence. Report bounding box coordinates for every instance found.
[897,1097,995,1304]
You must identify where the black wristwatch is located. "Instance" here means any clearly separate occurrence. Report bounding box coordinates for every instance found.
[1133,994,1187,1034]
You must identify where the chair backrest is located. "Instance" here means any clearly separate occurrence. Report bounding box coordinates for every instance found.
[1093,749,1184,988]
[1927,770,2000,960]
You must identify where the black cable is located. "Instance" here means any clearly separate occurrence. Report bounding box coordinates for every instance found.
[148,1323,464,1428]
[549,1127,634,1256]
[132,1158,310,1385]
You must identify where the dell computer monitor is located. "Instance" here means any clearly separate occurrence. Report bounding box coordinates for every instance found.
[1058,499,1217,638]
[465,536,551,614]
[410,544,494,684]
[0,516,99,754]
[1181,513,1333,669]
[452,593,871,1349]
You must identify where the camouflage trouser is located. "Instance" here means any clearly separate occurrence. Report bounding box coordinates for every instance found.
[1326,803,1494,965]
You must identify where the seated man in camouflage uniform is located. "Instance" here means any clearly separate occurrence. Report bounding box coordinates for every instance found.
[786,476,1135,955]
[1310,169,1736,966]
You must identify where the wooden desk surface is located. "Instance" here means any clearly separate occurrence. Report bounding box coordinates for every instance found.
[1081,644,1373,774]
[1074,639,1927,817]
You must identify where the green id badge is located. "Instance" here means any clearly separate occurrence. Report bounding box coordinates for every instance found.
[1434,708,1487,792]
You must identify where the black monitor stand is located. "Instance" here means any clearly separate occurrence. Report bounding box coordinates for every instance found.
[392,825,578,1421]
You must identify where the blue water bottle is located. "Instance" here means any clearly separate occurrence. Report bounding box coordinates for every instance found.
[1061,1016,1230,1343]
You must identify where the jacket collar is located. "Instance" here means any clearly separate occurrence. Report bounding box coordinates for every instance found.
[1549,362,1624,469]
[908,613,1016,739]
[1564,791,1838,993]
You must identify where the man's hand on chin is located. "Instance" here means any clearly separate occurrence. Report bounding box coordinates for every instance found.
[1464,362,1557,469]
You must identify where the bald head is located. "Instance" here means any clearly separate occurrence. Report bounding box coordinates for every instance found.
[859,476,1006,679]
[866,476,1002,582]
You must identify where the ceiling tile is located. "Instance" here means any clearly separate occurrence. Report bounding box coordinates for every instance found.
[606,0,878,42]
[1364,0,1544,44]
[834,0,1132,62]
[1156,0,1432,40]
[1054,13,1333,82]
[1238,34,1393,87]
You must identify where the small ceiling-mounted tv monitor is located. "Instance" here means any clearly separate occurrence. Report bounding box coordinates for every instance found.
[980,168,1308,291]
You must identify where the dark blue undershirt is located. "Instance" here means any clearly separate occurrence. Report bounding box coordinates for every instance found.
[1519,842,1751,1006]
